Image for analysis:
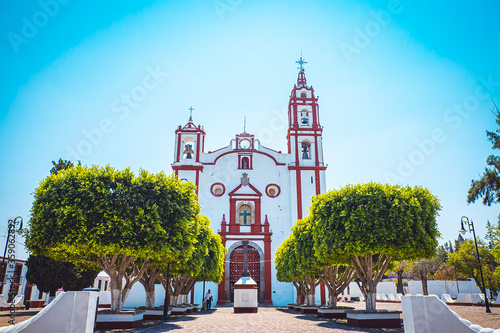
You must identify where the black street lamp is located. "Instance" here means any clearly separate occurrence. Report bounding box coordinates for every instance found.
[460,216,491,313]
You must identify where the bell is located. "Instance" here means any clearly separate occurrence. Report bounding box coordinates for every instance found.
[301,117,308,124]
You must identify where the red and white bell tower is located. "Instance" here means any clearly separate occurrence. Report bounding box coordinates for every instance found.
[287,55,327,222]
[172,107,205,194]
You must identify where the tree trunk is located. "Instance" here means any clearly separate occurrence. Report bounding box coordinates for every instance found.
[145,291,155,308]
[420,271,428,295]
[329,294,337,307]
[351,254,392,312]
[322,266,356,308]
[139,267,160,309]
[397,270,404,295]
[292,281,301,304]
[366,292,376,311]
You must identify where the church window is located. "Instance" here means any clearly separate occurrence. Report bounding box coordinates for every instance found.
[211,183,225,197]
[242,157,249,169]
[301,141,311,159]
[239,204,252,225]
[183,137,195,159]
[266,184,280,198]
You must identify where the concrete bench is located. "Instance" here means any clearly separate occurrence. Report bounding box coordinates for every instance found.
[0,291,98,333]
[402,295,499,333]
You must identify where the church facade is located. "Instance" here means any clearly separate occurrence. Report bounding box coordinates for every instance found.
[171,58,327,306]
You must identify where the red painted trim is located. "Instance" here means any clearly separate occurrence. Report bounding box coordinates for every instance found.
[210,183,226,197]
[315,169,321,195]
[264,237,273,305]
[228,183,262,197]
[255,199,261,224]
[265,184,281,198]
[172,165,204,171]
[238,155,253,170]
[229,198,236,224]
[296,170,303,220]
[314,132,320,167]
[294,134,299,165]
[196,133,201,162]
[208,145,231,154]
[195,170,199,195]
[176,133,181,162]
[205,151,286,166]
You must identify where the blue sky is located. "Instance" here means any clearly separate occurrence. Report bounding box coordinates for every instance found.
[1,0,500,259]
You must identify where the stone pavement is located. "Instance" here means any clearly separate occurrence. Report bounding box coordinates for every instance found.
[131,307,403,333]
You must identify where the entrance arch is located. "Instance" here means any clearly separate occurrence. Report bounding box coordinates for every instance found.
[226,241,265,303]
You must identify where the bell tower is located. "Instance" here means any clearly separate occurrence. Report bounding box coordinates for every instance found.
[172,107,205,193]
[287,55,327,221]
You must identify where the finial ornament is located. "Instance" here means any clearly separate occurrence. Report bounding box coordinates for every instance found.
[296,51,307,72]
[188,106,194,121]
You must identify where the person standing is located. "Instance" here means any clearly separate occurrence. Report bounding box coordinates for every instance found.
[205,289,213,310]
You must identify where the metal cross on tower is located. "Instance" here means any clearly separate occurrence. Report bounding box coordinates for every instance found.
[235,240,257,278]
[296,51,307,72]
[188,106,194,121]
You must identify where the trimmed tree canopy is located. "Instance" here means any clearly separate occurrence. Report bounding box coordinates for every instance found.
[26,165,199,264]
[311,182,441,311]
[25,164,200,311]
[312,183,441,263]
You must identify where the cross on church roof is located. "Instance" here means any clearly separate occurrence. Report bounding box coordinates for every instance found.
[188,106,194,121]
[296,51,307,73]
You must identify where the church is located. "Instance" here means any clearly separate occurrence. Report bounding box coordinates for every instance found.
[171,56,327,306]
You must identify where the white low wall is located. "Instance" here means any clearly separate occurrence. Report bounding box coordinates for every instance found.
[122,282,166,309]
[407,279,481,298]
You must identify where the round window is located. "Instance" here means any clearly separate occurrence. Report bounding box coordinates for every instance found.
[211,183,225,197]
[266,184,280,198]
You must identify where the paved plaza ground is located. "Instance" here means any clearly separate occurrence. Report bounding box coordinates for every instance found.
[1,301,500,332]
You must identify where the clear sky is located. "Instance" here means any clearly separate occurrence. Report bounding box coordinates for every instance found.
[1,0,500,259]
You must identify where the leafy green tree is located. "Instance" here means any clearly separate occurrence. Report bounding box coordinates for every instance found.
[26,255,98,300]
[311,183,441,311]
[468,102,500,206]
[409,258,437,295]
[275,236,305,304]
[26,165,199,311]
[449,239,498,293]
[292,216,355,307]
[50,158,78,175]
[156,215,225,306]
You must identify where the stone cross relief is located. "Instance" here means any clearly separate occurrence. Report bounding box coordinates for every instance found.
[235,240,257,278]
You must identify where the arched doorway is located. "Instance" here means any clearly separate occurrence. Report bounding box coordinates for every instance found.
[229,244,261,302]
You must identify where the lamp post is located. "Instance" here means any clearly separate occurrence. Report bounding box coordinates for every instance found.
[460,216,491,313]
[1,217,23,291]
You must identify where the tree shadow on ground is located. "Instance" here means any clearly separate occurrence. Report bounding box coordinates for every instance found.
[275,308,404,333]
